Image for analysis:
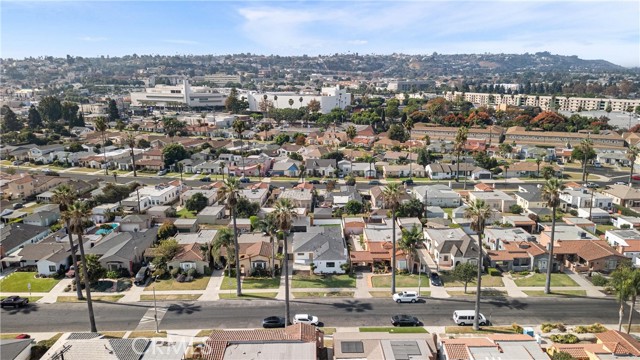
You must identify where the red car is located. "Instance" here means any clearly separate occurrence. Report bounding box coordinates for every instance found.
[632,174,640,181]
[15,334,30,339]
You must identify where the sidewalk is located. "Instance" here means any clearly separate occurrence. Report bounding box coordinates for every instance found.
[563,270,606,298]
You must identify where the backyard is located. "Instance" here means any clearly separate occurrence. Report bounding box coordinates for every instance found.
[176,208,196,219]
[220,276,281,290]
[0,272,60,293]
[371,274,430,288]
[512,273,578,287]
[145,276,210,291]
[292,274,356,288]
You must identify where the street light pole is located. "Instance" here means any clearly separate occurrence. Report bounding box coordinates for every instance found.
[153,284,159,333]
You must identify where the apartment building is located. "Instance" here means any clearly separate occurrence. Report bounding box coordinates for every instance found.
[505,126,625,148]
[130,80,226,108]
[247,86,351,114]
[412,123,504,143]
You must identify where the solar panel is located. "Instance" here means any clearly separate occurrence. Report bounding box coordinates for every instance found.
[341,341,364,353]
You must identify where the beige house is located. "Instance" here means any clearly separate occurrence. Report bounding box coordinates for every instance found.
[4,175,66,199]
[603,185,640,208]
[278,189,313,210]
[167,242,210,274]
[238,241,276,276]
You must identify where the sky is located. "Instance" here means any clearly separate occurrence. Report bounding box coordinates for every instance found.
[2,0,639,67]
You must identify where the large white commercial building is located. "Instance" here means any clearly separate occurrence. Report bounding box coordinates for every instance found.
[246,86,351,114]
[444,91,640,113]
[130,80,226,108]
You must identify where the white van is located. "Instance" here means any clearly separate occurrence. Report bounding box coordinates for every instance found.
[452,310,487,326]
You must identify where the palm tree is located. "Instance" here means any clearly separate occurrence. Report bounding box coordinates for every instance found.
[382,183,402,294]
[625,268,640,333]
[454,127,468,182]
[125,132,137,177]
[272,198,298,325]
[464,199,492,330]
[218,178,242,296]
[627,146,639,185]
[504,164,510,184]
[580,138,593,183]
[535,157,542,177]
[94,117,108,175]
[212,228,235,277]
[51,185,83,300]
[542,178,565,294]
[232,119,247,178]
[611,265,633,331]
[346,125,357,144]
[257,214,278,278]
[299,96,303,109]
[399,225,422,273]
[65,201,97,332]
[404,118,415,178]
[299,164,306,183]
[220,162,226,182]
[288,98,294,108]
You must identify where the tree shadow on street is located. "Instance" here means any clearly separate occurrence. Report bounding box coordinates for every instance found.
[331,300,373,313]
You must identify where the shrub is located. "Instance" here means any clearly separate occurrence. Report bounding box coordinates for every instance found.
[153,268,166,278]
[541,323,566,333]
[512,323,523,334]
[569,209,578,216]
[533,267,540,273]
[550,334,579,344]
[170,268,181,278]
[106,270,120,279]
[591,274,609,286]
[488,268,502,277]
[186,268,198,277]
[575,323,607,333]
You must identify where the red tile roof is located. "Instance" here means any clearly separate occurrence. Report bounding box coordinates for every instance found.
[596,330,640,355]
[554,240,625,261]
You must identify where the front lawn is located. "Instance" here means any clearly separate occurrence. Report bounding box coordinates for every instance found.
[513,273,578,287]
[440,274,504,288]
[447,290,507,297]
[176,208,196,219]
[144,276,210,291]
[371,274,430,288]
[292,274,356,288]
[523,290,587,297]
[0,272,60,293]
[218,292,278,299]
[293,291,354,298]
[360,327,428,333]
[140,294,201,301]
[57,295,123,302]
[220,276,281,290]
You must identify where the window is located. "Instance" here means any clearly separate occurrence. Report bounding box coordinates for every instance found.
[326,262,335,268]
[253,261,265,269]
[49,265,56,272]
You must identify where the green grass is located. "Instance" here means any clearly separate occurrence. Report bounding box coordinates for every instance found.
[218,292,278,299]
[140,294,201,301]
[596,225,617,236]
[292,274,356,288]
[447,290,507,297]
[445,326,517,334]
[360,327,428,333]
[369,291,392,298]
[176,208,197,219]
[371,274,430,288]
[57,295,123,302]
[293,291,354,298]
[144,276,210,291]
[440,274,504,288]
[128,331,167,338]
[323,328,336,335]
[0,272,60,292]
[513,273,578,287]
[220,276,281,290]
[524,290,587,297]
[101,331,127,339]
[196,330,217,337]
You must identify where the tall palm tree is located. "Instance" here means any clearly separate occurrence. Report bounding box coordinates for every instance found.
[257,214,278,278]
[404,118,415,178]
[627,146,639,185]
[399,225,422,273]
[125,132,137,177]
[464,199,492,330]
[272,198,298,325]
[288,98,294,108]
[454,127,468,182]
[220,162,226,182]
[611,265,633,331]
[382,183,402,294]
[232,120,247,178]
[94,117,108,175]
[542,178,565,294]
[535,157,542,177]
[65,201,97,332]
[580,138,593,183]
[212,228,235,277]
[625,268,640,333]
[218,178,242,296]
[51,185,83,300]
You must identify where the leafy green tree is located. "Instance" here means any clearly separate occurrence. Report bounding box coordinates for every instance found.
[307,99,321,113]
[212,229,235,277]
[551,351,574,360]
[38,96,63,124]
[108,99,120,121]
[1,105,22,132]
[162,143,189,167]
[79,254,107,285]
[157,220,177,240]
[345,175,356,186]
[386,98,400,120]
[417,147,431,166]
[115,119,126,131]
[509,204,523,214]
[541,165,556,180]
[154,238,182,263]
[473,152,498,171]
[225,87,245,114]
[321,151,344,162]
[452,262,476,293]
[388,124,408,142]
[345,200,364,215]
[274,133,290,145]
[27,105,43,129]
[62,102,80,129]
[67,143,84,152]
[235,197,260,218]
[397,198,424,218]
[162,117,186,138]
[289,152,303,161]
[186,192,209,213]
[137,138,151,148]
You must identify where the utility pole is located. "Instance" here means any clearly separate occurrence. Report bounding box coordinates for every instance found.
[136,188,141,214]
[153,284,159,333]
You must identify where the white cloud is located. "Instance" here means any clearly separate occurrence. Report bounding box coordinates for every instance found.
[78,36,107,42]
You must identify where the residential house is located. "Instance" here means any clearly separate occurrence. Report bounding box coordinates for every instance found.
[440,334,548,360]
[271,161,300,177]
[502,161,561,178]
[23,210,59,227]
[240,187,269,206]
[167,242,210,274]
[85,229,156,274]
[561,188,613,212]
[554,240,626,272]
[577,207,611,224]
[136,148,164,171]
[121,184,180,211]
[4,174,66,199]
[175,230,218,245]
[43,336,185,360]
[305,159,337,177]
[514,185,545,211]
[539,224,599,248]
[292,227,348,274]
[202,324,323,360]
[174,218,199,233]
[563,217,597,234]
[119,214,151,232]
[605,229,640,266]
[425,206,445,219]
[197,205,227,225]
[486,241,548,272]
[548,330,640,360]
[239,241,276,276]
[0,339,32,360]
[424,228,479,269]
[484,227,536,250]
[603,185,640,208]
[333,332,437,360]
[413,184,462,208]
[425,163,476,180]
[278,144,304,156]
[180,189,218,206]
[17,241,69,276]
[279,189,313,210]
[91,203,119,224]
[0,223,50,262]
[614,215,640,229]
[146,205,173,223]
[28,144,65,163]
[370,185,412,209]
[325,186,362,208]
[382,164,425,178]
[468,190,516,212]
[502,215,537,233]
[338,160,377,178]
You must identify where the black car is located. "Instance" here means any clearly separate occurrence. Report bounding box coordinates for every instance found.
[391,314,421,327]
[262,316,287,328]
[1,296,29,308]
[308,180,320,184]
[200,176,211,182]
[430,272,443,287]
[368,180,381,185]
[240,177,251,183]
[401,179,414,186]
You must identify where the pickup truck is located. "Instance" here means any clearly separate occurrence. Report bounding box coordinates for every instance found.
[1,296,29,308]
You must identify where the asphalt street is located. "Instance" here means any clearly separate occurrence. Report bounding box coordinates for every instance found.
[0,297,625,333]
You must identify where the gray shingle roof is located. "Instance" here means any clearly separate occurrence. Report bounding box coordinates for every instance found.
[292,227,347,262]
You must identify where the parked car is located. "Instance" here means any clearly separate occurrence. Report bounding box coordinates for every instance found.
[14,334,30,339]
[1,296,29,308]
[556,160,564,165]
[134,266,150,285]
[391,314,421,327]
[594,162,602,168]
[157,169,167,176]
[12,203,23,210]
[66,265,76,278]
[200,176,211,182]
[368,180,381,185]
[262,316,287,328]
[614,181,627,185]
[401,179,414,186]
[632,174,640,181]
[453,310,487,326]
[586,182,599,189]
[430,272,443,286]
[293,314,319,326]
[392,291,419,303]
[12,160,23,166]
[308,180,320,185]
[239,177,251,183]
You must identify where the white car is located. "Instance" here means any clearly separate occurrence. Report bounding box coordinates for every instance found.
[614,181,627,185]
[392,291,419,303]
[293,313,319,326]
